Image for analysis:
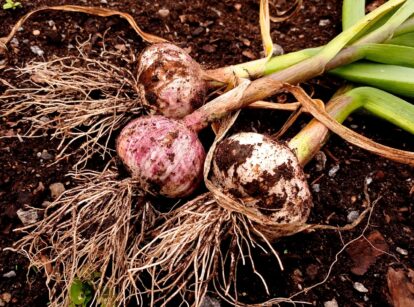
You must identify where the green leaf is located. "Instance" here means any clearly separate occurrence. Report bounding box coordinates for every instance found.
[330,62,414,97]
[69,279,93,306]
[3,3,13,9]
[342,0,366,30]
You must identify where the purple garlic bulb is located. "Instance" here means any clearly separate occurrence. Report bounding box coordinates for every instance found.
[116,116,205,198]
[211,132,312,225]
[138,43,207,118]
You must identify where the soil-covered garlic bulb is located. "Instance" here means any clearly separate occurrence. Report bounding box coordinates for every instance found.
[212,132,312,224]
[116,116,205,198]
[138,43,207,118]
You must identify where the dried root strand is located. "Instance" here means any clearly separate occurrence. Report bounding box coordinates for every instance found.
[1,52,143,169]
[11,168,155,306]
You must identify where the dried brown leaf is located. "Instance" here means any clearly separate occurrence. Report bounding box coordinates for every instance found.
[387,268,414,307]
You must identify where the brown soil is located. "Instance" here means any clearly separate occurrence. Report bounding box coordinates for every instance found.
[0,0,413,306]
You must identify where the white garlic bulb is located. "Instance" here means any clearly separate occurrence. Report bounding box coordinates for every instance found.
[212,132,312,224]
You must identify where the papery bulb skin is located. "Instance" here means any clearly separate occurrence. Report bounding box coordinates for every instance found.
[138,43,207,118]
[212,132,312,224]
[116,116,205,198]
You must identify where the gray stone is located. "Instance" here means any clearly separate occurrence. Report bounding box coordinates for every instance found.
[16,209,38,225]
[347,211,360,223]
[354,282,369,293]
[30,46,44,57]
[2,271,16,278]
[396,247,408,256]
[200,295,221,307]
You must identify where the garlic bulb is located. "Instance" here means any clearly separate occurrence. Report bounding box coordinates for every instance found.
[212,132,312,224]
[138,43,207,118]
[116,115,205,198]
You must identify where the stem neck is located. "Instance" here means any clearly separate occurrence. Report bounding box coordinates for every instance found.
[186,1,414,133]
[288,87,414,165]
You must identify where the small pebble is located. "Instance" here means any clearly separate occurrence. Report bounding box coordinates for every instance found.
[351,195,357,204]
[158,9,170,18]
[272,43,284,56]
[203,44,216,53]
[315,151,327,171]
[2,271,16,278]
[49,182,65,198]
[242,50,256,59]
[40,116,50,122]
[100,0,108,3]
[312,184,320,193]
[365,176,373,185]
[17,209,39,225]
[234,3,242,11]
[30,46,44,57]
[10,37,19,46]
[354,282,369,293]
[32,30,40,36]
[324,298,338,307]
[319,19,331,26]
[192,27,204,36]
[328,164,340,177]
[47,20,55,27]
[347,210,360,223]
[40,149,53,160]
[396,247,408,255]
[242,38,251,46]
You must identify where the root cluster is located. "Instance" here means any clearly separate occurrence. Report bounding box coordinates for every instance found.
[1,52,143,169]
[12,167,156,306]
